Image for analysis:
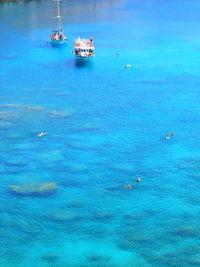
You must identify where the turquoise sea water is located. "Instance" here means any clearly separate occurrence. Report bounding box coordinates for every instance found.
[1,0,200,266]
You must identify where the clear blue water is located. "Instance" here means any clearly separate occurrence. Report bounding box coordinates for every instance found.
[1,0,200,266]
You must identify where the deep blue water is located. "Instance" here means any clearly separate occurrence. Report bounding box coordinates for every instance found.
[1,0,200,266]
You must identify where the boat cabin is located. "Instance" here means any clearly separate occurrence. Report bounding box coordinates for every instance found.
[74,37,95,58]
[51,30,67,41]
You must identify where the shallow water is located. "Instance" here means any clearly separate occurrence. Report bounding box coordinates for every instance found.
[1,0,200,266]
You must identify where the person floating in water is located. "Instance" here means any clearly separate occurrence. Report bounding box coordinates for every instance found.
[37,131,47,137]
[90,37,94,43]
[124,184,132,189]
[136,178,141,182]
[125,64,132,68]
[166,132,175,139]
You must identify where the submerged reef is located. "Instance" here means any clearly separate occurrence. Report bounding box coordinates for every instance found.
[148,251,200,267]
[86,226,109,240]
[0,111,15,119]
[55,91,70,97]
[41,253,60,264]
[25,105,44,111]
[48,111,71,118]
[5,159,28,167]
[77,122,101,132]
[10,182,57,196]
[0,121,14,129]
[87,253,111,264]
[2,103,72,121]
[117,239,136,251]
[66,200,85,208]
[171,226,199,238]
[93,210,115,221]
[49,209,83,222]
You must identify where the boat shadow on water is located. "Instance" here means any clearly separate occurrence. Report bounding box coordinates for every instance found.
[45,41,67,50]
[66,57,94,68]
[74,58,94,68]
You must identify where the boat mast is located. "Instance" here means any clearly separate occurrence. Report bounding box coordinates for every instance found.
[56,0,61,32]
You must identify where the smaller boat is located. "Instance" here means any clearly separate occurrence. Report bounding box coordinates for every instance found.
[74,37,95,59]
[51,30,67,45]
[51,0,67,45]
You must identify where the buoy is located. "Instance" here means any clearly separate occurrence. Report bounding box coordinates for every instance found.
[125,65,132,68]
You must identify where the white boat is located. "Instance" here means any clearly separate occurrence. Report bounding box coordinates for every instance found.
[51,0,67,45]
[74,37,95,59]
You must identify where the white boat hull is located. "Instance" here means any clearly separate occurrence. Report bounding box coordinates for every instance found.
[75,56,94,62]
[74,37,95,61]
[51,39,67,46]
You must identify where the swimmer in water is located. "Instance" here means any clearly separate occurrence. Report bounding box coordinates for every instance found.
[124,184,132,189]
[169,132,175,136]
[136,178,141,182]
[37,131,47,137]
[115,53,119,56]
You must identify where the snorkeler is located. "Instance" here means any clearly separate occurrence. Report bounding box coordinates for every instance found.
[125,64,132,68]
[166,132,175,139]
[124,184,132,189]
[37,131,47,137]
